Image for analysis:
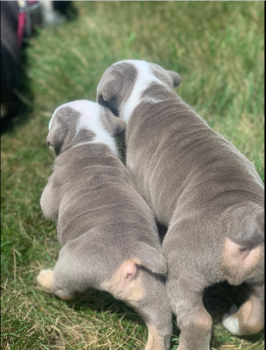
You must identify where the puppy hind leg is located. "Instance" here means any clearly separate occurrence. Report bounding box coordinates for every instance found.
[37,243,86,301]
[138,274,173,350]
[167,279,212,350]
[222,283,264,335]
[101,260,172,350]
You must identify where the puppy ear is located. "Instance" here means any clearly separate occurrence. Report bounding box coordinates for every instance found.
[104,109,126,138]
[232,209,265,247]
[97,69,120,116]
[167,70,181,88]
[46,121,67,156]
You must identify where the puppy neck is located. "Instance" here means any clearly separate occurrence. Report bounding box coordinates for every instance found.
[119,61,168,123]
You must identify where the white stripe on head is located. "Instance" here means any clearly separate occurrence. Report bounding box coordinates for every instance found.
[49,100,118,155]
[113,60,168,123]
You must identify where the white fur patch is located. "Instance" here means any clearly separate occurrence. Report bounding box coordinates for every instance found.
[142,96,163,104]
[222,304,241,335]
[142,96,185,105]
[49,100,118,155]
[40,1,65,26]
[114,60,169,123]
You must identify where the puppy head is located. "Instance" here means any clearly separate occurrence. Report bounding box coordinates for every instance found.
[97,60,181,120]
[47,100,125,156]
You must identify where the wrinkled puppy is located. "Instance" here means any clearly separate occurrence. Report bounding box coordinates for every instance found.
[97,61,264,350]
[37,100,172,350]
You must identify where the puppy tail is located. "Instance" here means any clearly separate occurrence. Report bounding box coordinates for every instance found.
[131,242,168,276]
[224,211,264,283]
[233,211,264,247]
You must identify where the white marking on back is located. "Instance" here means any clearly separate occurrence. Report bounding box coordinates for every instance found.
[222,304,241,335]
[142,96,184,105]
[142,96,163,104]
[114,60,169,123]
[49,100,118,155]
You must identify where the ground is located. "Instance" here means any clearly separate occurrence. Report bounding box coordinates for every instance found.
[1,2,264,350]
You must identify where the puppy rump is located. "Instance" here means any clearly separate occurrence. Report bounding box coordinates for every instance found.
[223,209,264,285]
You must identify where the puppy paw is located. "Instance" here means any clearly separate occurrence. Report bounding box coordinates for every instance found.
[222,304,240,335]
[37,269,54,290]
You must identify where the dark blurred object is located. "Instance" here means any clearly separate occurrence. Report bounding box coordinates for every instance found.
[1,1,72,119]
[53,1,72,17]
[1,1,20,118]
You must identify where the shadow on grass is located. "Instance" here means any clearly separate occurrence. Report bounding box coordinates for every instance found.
[62,279,259,349]
[66,288,143,325]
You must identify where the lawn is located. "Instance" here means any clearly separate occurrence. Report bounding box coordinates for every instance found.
[1,2,264,350]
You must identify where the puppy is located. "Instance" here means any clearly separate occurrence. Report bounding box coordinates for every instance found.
[97,61,264,350]
[37,100,172,350]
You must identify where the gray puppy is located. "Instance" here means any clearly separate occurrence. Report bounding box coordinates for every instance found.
[97,61,264,350]
[37,100,173,350]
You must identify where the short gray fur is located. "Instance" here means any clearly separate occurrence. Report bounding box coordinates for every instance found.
[97,61,264,350]
[39,102,172,350]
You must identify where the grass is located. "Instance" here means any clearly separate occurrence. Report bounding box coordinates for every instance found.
[1,2,264,349]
